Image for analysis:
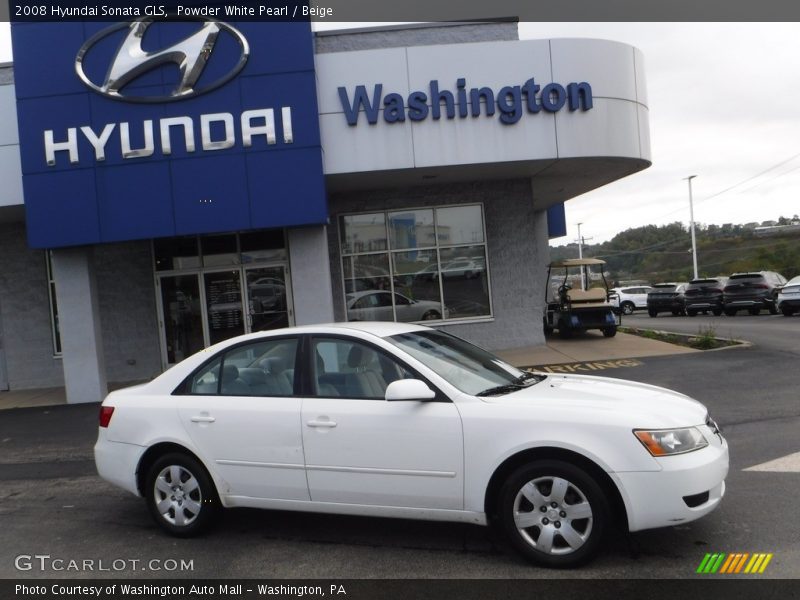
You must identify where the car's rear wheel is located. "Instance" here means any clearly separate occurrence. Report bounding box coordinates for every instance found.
[748,307,760,316]
[686,309,697,317]
[145,453,220,537]
[712,308,723,316]
[620,302,635,315]
[782,307,794,316]
[724,308,737,316]
[498,460,609,568]
[648,309,658,317]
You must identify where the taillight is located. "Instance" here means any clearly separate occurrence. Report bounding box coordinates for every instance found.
[99,406,115,428]
[753,284,769,289]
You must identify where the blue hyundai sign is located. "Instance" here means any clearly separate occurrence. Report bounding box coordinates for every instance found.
[11,20,327,248]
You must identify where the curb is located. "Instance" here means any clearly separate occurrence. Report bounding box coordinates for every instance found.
[619,327,752,352]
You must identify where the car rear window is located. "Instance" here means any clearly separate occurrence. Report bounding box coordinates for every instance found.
[651,285,677,292]
[688,279,722,288]
[729,274,765,281]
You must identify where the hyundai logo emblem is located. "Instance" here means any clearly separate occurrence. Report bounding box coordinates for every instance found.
[75,19,249,103]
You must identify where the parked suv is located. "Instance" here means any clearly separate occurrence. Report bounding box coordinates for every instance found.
[609,286,652,315]
[722,271,786,316]
[647,283,688,317]
[683,278,727,316]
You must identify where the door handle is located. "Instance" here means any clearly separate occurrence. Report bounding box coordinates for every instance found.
[307,419,337,428]
[190,415,216,423]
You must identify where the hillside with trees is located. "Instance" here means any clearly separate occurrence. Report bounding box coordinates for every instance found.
[550,217,800,284]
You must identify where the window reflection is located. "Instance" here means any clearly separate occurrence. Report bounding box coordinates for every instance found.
[436,205,484,245]
[341,213,387,254]
[388,209,435,250]
[340,205,489,323]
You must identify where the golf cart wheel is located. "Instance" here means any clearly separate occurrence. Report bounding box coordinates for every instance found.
[602,327,617,338]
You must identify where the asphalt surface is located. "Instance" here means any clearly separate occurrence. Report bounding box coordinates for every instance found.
[0,313,798,580]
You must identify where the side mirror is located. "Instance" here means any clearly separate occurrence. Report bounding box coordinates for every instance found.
[385,379,436,402]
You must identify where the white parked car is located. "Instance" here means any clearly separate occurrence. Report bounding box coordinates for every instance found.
[609,286,652,315]
[346,290,447,321]
[777,275,800,316]
[95,322,728,567]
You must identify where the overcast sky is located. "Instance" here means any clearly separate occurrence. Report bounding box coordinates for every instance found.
[2,22,799,245]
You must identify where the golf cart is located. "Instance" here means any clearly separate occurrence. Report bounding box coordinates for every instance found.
[543,258,619,338]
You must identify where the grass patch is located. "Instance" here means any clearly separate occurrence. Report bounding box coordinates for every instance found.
[618,325,740,350]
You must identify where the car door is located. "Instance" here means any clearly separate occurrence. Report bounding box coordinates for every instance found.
[175,336,309,501]
[302,336,464,510]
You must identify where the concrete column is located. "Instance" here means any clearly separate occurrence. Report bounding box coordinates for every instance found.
[51,247,107,404]
[287,226,335,325]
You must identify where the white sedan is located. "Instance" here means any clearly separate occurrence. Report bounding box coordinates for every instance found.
[95,322,728,568]
[777,275,800,316]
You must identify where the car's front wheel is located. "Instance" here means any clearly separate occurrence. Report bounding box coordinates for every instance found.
[421,310,441,320]
[620,301,635,315]
[145,453,220,537]
[498,460,609,568]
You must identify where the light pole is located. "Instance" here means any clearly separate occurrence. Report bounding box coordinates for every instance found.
[685,175,699,280]
[576,222,585,289]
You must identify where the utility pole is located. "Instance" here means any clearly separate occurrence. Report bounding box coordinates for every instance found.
[575,223,593,289]
[685,175,699,279]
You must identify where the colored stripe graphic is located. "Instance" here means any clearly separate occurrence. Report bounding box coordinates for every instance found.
[700,552,773,574]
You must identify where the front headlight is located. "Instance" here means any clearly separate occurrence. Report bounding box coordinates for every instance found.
[633,427,708,456]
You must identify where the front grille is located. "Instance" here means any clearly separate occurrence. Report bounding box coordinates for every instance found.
[683,491,710,508]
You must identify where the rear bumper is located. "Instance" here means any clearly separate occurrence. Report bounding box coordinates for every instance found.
[94,432,146,497]
[647,300,683,312]
[778,298,800,310]
[723,295,772,308]
[612,435,728,532]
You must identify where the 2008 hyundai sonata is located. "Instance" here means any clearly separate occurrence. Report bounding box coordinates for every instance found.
[95,322,728,567]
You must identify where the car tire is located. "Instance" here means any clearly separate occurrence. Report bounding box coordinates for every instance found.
[782,307,794,317]
[647,309,658,317]
[620,302,635,316]
[712,308,723,316]
[497,460,609,568]
[671,309,681,316]
[724,308,737,316]
[748,307,760,316]
[686,309,697,317]
[602,327,617,338]
[421,310,441,321]
[145,453,220,537]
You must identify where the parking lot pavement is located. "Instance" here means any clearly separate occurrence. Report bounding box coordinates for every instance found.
[0,315,797,579]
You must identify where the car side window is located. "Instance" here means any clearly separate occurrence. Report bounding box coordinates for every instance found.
[312,338,413,399]
[186,338,298,397]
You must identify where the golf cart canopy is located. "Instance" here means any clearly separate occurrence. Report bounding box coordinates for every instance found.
[549,258,607,268]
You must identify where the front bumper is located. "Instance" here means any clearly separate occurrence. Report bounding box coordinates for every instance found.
[611,430,728,532]
[778,297,800,310]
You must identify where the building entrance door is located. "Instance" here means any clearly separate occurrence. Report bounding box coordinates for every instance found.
[158,264,294,368]
[244,265,293,332]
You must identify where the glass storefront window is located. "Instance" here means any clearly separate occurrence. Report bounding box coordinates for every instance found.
[340,204,490,324]
[241,230,287,264]
[436,205,485,245]
[388,209,435,250]
[341,213,387,255]
[154,237,200,271]
[439,245,490,319]
[201,234,239,267]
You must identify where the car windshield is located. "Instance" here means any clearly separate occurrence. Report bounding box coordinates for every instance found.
[385,329,543,396]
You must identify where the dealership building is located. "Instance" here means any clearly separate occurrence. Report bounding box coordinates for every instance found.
[0,20,651,402]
